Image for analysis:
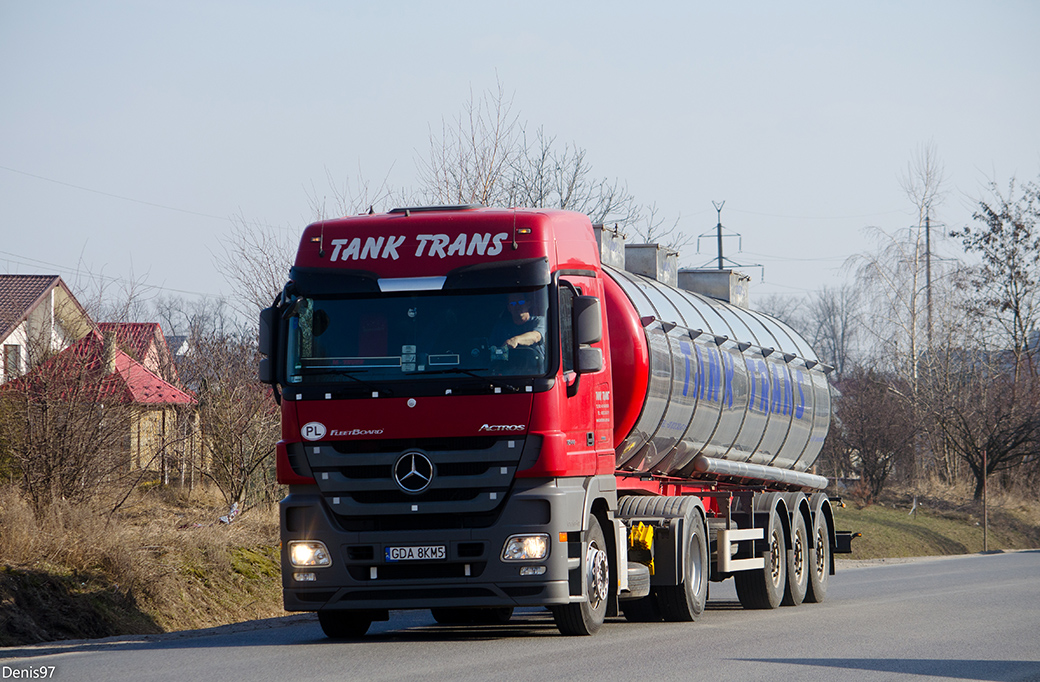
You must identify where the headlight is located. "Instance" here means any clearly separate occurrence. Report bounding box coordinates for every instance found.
[289,540,332,567]
[501,534,550,561]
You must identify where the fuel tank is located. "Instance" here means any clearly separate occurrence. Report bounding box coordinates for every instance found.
[603,265,831,488]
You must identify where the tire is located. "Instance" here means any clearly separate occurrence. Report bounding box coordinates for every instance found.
[734,506,786,610]
[656,508,709,622]
[431,608,471,625]
[805,510,831,604]
[782,510,808,606]
[472,607,514,624]
[318,610,373,639]
[551,515,610,635]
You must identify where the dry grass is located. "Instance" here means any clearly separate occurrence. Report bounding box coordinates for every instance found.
[834,479,1040,559]
[0,484,285,645]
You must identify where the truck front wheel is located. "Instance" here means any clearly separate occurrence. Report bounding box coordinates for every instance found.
[317,610,373,639]
[551,515,609,635]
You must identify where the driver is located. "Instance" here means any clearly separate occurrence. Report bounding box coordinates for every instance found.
[490,292,546,358]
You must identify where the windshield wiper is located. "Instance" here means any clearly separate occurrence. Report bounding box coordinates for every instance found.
[408,367,526,393]
[298,368,393,396]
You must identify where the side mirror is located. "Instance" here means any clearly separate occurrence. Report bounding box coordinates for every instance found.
[573,296,602,345]
[259,307,276,357]
[259,307,277,385]
[258,357,274,384]
[577,347,603,374]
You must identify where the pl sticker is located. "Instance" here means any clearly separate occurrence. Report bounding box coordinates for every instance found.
[301,422,327,441]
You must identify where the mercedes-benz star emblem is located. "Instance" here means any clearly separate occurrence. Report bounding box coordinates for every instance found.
[393,452,434,494]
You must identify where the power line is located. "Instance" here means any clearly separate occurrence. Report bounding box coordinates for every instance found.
[0,164,234,223]
[0,249,225,299]
[727,206,908,221]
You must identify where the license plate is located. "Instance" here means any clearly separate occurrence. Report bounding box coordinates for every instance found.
[385,545,446,562]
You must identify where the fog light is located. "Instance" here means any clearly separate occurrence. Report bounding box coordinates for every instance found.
[289,540,332,567]
[520,566,546,576]
[294,572,317,582]
[501,534,550,561]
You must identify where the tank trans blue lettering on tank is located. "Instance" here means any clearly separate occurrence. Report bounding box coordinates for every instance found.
[746,357,808,419]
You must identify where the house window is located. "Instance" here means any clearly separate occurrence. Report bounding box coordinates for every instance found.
[4,344,21,381]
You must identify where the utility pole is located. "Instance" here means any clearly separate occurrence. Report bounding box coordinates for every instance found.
[714,201,725,270]
[695,201,762,275]
[926,209,933,348]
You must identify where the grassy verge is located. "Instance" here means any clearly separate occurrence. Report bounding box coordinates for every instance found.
[0,485,285,647]
[833,487,1040,559]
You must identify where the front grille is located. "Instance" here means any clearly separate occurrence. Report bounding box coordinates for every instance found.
[305,436,526,528]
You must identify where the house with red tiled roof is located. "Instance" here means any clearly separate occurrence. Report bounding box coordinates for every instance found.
[0,275,93,384]
[97,321,182,386]
[5,328,202,473]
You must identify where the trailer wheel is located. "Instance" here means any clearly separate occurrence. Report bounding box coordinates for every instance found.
[734,507,786,609]
[317,610,373,639]
[551,515,609,635]
[805,511,830,603]
[657,508,708,621]
[782,511,808,606]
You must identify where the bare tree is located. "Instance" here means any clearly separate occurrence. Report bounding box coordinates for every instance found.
[950,175,1040,377]
[926,340,1040,501]
[308,164,407,219]
[214,216,298,318]
[831,368,918,503]
[417,82,521,207]
[178,328,280,507]
[804,285,861,380]
[900,142,947,228]
[0,338,135,515]
[753,294,807,331]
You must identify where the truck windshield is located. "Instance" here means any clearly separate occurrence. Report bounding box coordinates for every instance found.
[284,287,550,384]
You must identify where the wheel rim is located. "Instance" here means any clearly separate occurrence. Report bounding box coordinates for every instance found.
[814,524,828,579]
[688,532,704,590]
[769,528,783,587]
[586,542,609,608]
[792,528,805,583]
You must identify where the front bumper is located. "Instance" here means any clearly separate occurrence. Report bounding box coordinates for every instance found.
[281,478,590,612]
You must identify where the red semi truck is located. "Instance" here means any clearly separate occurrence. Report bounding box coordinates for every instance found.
[259,205,852,637]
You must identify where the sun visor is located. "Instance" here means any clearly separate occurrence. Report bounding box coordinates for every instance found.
[287,266,380,295]
[443,257,550,290]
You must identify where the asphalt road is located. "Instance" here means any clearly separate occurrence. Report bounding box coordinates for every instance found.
[3,551,1039,682]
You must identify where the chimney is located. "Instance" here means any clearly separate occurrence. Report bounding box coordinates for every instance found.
[102,331,117,374]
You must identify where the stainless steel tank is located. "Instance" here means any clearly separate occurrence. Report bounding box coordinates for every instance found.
[603,266,831,489]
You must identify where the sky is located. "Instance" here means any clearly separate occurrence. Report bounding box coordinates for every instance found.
[2,1,1038,315]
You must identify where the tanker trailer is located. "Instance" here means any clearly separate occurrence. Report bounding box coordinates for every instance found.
[579,242,847,625]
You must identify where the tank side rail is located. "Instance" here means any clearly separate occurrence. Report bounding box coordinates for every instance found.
[701,489,766,574]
